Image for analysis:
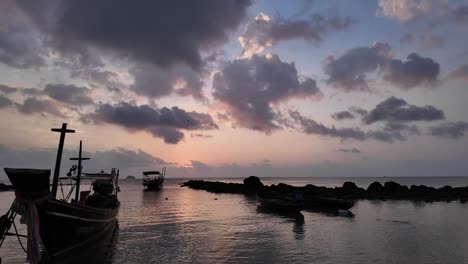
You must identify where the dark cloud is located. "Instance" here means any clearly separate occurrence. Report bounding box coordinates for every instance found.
[17,97,66,117]
[213,54,322,133]
[400,33,445,50]
[17,0,252,70]
[331,111,355,120]
[84,102,218,144]
[70,69,124,92]
[447,64,468,80]
[190,133,213,139]
[44,84,94,105]
[290,110,366,141]
[149,127,185,144]
[324,42,392,92]
[338,148,361,153]
[131,64,204,100]
[383,122,421,135]
[349,106,368,116]
[383,53,440,89]
[0,1,45,68]
[240,11,356,57]
[0,84,18,94]
[363,96,445,124]
[448,4,468,25]
[324,43,440,92]
[0,95,14,108]
[430,121,468,139]
[290,110,410,143]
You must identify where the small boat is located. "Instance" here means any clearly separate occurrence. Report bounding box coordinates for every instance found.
[257,189,304,213]
[142,167,166,191]
[0,123,119,264]
[304,195,354,211]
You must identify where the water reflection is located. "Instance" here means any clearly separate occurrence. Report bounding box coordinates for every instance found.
[256,205,305,240]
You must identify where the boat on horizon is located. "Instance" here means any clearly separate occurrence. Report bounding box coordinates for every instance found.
[0,123,120,264]
[142,167,166,191]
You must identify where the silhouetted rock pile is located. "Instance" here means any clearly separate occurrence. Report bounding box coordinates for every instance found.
[182,178,468,202]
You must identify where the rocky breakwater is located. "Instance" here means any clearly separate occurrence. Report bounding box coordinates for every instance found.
[182,177,468,203]
[0,183,13,191]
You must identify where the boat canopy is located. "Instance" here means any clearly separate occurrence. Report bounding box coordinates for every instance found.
[143,171,161,176]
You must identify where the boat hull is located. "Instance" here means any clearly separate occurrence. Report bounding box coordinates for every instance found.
[39,199,119,262]
[143,178,164,191]
[258,197,304,213]
[304,196,354,211]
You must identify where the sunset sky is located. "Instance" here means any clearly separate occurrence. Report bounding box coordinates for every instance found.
[0,0,467,178]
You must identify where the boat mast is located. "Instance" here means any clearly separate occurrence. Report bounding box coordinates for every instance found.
[51,123,75,198]
[70,140,90,202]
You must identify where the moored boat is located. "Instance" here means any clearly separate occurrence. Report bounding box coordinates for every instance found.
[0,123,120,264]
[257,189,304,213]
[142,167,166,191]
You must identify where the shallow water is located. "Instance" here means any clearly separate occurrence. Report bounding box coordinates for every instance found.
[1,177,468,263]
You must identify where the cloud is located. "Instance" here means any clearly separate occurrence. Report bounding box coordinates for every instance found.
[290,110,366,141]
[190,133,213,139]
[377,0,440,22]
[290,110,415,143]
[323,42,393,92]
[324,43,440,92]
[447,4,468,25]
[447,64,468,80]
[0,1,45,68]
[0,95,14,108]
[17,97,66,117]
[16,0,252,70]
[83,102,218,144]
[239,11,356,57]
[131,64,204,100]
[44,84,94,105]
[70,69,123,91]
[363,96,445,124]
[331,111,355,121]
[213,54,322,133]
[430,121,468,139]
[383,53,440,89]
[0,84,18,94]
[338,148,361,153]
[0,144,167,179]
[400,33,445,50]
[349,106,368,116]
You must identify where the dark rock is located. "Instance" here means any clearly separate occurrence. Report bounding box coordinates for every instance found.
[243,176,264,194]
[367,182,384,196]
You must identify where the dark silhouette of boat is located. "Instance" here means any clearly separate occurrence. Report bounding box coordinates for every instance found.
[257,189,304,213]
[0,123,119,264]
[142,167,166,191]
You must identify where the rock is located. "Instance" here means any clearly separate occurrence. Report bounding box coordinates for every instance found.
[367,182,384,195]
[0,183,13,192]
[341,182,359,195]
[243,176,264,194]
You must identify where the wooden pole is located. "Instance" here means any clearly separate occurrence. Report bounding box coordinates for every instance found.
[70,140,90,202]
[51,123,75,198]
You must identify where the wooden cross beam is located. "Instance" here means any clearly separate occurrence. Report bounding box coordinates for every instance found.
[51,123,75,198]
[70,140,90,202]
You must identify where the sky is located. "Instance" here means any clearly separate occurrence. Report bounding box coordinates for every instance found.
[0,0,467,179]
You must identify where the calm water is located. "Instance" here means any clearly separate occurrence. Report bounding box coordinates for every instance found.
[1,177,468,263]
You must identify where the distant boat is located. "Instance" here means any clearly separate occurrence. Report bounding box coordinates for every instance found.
[0,124,120,263]
[142,167,166,191]
[257,189,304,213]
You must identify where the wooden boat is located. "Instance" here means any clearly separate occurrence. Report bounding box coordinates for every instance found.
[257,189,304,213]
[142,167,165,191]
[0,123,119,264]
[304,195,354,211]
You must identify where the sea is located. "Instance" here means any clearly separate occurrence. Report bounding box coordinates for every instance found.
[1,177,468,264]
